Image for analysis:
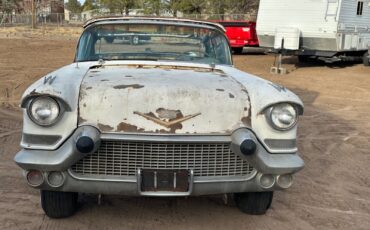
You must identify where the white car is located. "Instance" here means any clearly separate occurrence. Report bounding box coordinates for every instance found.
[14,17,304,218]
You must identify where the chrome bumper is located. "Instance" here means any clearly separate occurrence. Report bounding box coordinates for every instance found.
[14,126,304,196]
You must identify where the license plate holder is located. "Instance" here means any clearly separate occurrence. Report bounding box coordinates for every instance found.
[139,169,192,194]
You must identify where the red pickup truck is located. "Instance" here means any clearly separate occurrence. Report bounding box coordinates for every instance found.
[216,21,259,54]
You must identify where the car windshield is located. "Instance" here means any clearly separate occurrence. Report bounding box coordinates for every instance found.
[76,23,232,65]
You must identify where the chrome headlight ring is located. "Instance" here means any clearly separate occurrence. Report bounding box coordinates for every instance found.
[265,103,298,131]
[27,96,62,127]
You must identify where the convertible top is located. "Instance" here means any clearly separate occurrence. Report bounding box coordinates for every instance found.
[83,16,226,33]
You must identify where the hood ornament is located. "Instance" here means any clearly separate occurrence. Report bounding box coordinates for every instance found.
[134,109,201,128]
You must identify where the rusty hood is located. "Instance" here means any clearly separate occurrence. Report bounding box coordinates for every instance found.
[78,65,251,134]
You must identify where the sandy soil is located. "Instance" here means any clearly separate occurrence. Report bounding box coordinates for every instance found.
[0,38,370,230]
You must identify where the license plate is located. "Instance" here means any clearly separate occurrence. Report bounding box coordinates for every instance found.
[140,169,189,192]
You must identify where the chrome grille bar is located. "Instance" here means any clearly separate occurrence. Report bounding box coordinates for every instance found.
[71,140,254,177]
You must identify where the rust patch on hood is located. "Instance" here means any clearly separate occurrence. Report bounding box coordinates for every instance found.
[78,116,87,124]
[241,116,251,127]
[113,84,144,89]
[29,89,61,96]
[106,63,227,75]
[117,122,144,132]
[98,123,114,132]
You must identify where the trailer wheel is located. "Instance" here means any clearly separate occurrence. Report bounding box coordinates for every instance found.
[363,52,370,66]
[234,192,273,215]
[298,55,311,63]
[41,190,78,218]
[232,47,244,54]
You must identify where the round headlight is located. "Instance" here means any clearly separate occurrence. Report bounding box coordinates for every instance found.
[28,96,60,126]
[267,103,298,130]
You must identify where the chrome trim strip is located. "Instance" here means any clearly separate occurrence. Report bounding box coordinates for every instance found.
[68,169,257,183]
[264,139,297,151]
[68,169,137,183]
[100,133,232,143]
[193,170,257,183]
[21,133,62,148]
[83,17,226,32]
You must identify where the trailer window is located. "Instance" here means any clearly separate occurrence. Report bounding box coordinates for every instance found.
[357,1,364,15]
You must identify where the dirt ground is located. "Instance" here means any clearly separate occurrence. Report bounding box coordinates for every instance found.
[0,37,369,230]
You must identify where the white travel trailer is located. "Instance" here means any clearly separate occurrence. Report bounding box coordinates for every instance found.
[257,0,370,64]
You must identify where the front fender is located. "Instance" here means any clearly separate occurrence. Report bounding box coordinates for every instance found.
[221,66,304,153]
[20,62,94,150]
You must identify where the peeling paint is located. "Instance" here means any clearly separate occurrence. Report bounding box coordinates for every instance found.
[29,89,38,96]
[79,66,250,134]
[125,75,133,78]
[29,89,62,96]
[113,84,144,89]
[98,123,114,131]
[85,87,92,90]
[78,117,87,123]
[101,79,109,82]
[105,63,226,75]
[117,122,143,132]
[241,116,251,127]
[229,93,235,98]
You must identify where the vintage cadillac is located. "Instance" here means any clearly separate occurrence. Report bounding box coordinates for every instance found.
[14,17,304,218]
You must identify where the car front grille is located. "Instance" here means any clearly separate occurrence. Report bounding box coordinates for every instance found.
[70,140,254,177]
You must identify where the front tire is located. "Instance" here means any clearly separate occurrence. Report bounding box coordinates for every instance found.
[41,190,78,218]
[363,51,370,66]
[234,192,273,215]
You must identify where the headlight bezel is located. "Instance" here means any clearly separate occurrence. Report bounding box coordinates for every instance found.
[27,96,62,127]
[265,103,299,131]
